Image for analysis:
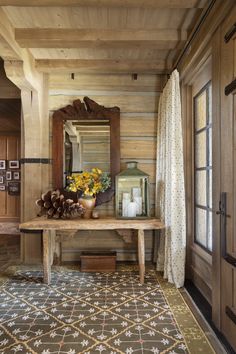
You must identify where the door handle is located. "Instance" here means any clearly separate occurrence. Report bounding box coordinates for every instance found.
[219,192,236,267]
[215,198,230,217]
[215,210,230,217]
[216,210,224,215]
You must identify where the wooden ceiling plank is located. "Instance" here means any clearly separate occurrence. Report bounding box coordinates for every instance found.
[0,0,206,8]
[15,28,187,49]
[36,59,169,73]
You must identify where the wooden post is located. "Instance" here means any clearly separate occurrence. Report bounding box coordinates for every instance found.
[43,229,53,284]
[138,229,145,284]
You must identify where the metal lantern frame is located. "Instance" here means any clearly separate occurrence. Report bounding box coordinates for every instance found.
[115,161,150,219]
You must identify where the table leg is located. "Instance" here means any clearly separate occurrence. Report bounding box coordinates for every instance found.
[43,229,53,284]
[138,229,145,284]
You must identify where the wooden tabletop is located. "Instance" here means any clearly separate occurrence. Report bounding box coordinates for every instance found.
[20,216,164,231]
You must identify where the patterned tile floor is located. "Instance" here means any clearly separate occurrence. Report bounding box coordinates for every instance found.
[0,265,215,354]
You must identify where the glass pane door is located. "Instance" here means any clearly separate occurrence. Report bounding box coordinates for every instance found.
[194,82,212,252]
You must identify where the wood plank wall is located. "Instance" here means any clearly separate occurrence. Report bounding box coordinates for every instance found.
[49,73,165,261]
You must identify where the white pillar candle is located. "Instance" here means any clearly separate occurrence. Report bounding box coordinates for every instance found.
[132,187,141,198]
[122,199,130,217]
[134,196,142,215]
[122,192,131,217]
[127,202,136,217]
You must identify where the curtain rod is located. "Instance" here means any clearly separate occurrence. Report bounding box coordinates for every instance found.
[173,0,217,71]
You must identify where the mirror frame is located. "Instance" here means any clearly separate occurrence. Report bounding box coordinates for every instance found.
[52,97,120,200]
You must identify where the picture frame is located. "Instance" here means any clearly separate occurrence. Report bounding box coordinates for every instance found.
[0,160,6,170]
[6,171,12,181]
[0,176,4,184]
[8,182,20,196]
[0,185,6,191]
[13,171,20,180]
[9,160,20,169]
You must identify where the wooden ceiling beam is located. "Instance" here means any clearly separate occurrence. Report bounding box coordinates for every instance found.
[0,8,43,91]
[0,0,206,8]
[15,28,187,49]
[35,59,169,73]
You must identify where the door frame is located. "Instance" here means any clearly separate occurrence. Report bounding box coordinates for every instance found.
[181,48,213,304]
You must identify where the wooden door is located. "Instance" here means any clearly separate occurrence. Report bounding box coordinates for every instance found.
[212,7,236,350]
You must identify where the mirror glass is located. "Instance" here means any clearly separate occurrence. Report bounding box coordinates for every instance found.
[63,120,110,187]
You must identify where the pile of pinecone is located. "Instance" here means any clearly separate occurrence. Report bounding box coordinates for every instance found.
[36,190,85,219]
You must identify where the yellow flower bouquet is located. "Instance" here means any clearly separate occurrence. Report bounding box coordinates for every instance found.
[67,168,111,198]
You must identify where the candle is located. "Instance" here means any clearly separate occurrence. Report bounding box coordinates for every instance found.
[123,192,131,200]
[122,192,131,217]
[122,199,130,217]
[132,187,141,198]
[134,196,142,215]
[127,202,136,217]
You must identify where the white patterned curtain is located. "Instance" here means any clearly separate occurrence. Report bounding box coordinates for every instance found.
[155,69,186,288]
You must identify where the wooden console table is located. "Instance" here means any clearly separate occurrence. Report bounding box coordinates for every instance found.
[19,217,164,285]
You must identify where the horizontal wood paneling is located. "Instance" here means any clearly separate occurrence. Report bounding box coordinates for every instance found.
[49,72,160,260]
[121,115,157,137]
[50,74,165,92]
[60,229,153,262]
[49,93,159,113]
[121,138,156,160]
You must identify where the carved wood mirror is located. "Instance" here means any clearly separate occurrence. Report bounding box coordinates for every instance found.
[52,97,120,204]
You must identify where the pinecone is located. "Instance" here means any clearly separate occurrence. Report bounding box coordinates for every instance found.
[36,190,85,219]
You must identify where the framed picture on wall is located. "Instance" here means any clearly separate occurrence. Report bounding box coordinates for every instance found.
[0,185,6,191]
[9,160,20,169]
[8,182,20,196]
[13,171,20,180]
[0,160,6,170]
[6,171,12,181]
[0,176,4,184]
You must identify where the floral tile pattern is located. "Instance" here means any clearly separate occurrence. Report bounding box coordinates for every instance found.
[48,300,100,324]
[4,310,62,341]
[76,311,133,341]
[0,298,34,324]
[0,266,215,354]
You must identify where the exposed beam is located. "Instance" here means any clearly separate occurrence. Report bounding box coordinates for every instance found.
[15,28,187,49]
[36,59,169,73]
[0,8,43,91]
[0,0,206,8]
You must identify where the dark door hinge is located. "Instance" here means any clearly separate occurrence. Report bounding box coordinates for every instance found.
[224,22,236,43]
[225,78,236,96]
[226,306,236,324]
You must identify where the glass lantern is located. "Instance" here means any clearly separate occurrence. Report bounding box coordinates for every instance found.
[115,161,150,219]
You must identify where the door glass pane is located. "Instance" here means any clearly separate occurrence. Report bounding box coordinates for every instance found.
[195,132,206,168]
[196,208,207,247]
[208,85,212,123]
[196,91,206,131]
[196,170,206,206]
[208,211,212,251]
[209,128,212,166]
[209,169,212,208]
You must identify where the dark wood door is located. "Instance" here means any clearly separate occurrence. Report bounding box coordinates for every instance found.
[213,7,236,350]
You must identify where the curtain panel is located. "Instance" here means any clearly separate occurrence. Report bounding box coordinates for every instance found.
[155,69,186,288]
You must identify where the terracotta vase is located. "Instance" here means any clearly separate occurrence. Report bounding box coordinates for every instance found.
[79,195,96,219]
